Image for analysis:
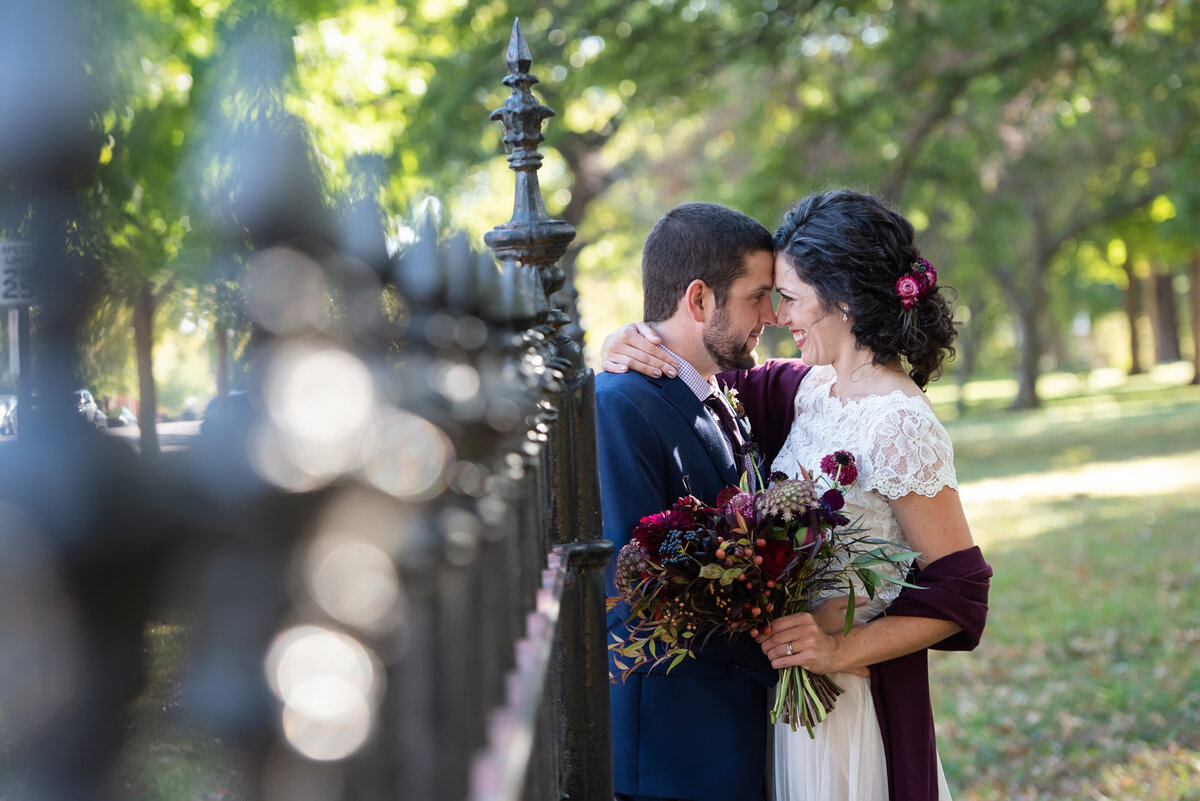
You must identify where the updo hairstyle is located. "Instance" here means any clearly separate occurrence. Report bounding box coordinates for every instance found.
[772,189,956,389]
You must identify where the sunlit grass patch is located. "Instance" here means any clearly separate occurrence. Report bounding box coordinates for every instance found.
[935,452,1200,800]
[927,362,1197,414]
[1082,745,1200,800]
[941,383,1200,485]
[116,623,243,800]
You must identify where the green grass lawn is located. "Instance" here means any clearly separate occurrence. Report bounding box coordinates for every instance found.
[932,364,1200,800]
[115,625,241,800]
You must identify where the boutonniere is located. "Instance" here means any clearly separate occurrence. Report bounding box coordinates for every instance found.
[720,384,752,437]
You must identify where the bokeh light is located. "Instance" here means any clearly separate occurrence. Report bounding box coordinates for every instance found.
[245,248,332,334]
[304,536,403,633]
[250,342,377,490]
[360,409,454,500]
[265,625,382,762]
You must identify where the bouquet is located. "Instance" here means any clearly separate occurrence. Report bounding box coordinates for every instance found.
[608,451,919,737]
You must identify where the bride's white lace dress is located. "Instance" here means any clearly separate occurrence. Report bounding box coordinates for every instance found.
[769,364,957,801]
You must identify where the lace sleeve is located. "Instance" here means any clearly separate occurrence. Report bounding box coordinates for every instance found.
[863,402,957,499]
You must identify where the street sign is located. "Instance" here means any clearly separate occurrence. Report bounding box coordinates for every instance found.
[0,241,36,306]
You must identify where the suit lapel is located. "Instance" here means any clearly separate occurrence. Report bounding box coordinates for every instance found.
[656,376,740,488]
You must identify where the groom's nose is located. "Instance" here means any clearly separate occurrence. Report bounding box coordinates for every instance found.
[761,299,778,326]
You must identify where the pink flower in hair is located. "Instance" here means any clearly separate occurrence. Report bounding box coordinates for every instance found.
[895,275,922,309]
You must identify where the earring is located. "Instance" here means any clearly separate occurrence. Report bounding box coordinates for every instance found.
[841,307,849,322]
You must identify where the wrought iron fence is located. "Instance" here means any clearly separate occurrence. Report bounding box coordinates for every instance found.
[0,6,612,800]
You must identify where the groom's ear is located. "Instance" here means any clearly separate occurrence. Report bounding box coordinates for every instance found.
[683,279,712,323]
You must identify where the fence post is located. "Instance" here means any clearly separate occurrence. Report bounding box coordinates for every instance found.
[484,19,614,801]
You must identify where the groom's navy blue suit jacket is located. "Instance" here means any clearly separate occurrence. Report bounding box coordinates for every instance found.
[597,368,780,801]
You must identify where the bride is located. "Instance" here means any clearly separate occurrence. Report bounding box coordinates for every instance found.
[601,189,992,801]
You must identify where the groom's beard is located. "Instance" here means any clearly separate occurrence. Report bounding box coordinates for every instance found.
[703,304,759,372]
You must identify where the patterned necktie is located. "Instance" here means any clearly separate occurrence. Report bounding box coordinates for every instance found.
[703,392,759,491]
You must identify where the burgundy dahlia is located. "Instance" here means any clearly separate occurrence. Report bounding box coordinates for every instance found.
[820,450,858,486]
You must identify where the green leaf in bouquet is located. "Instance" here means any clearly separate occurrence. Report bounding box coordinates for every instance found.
[859,564,923,590]
[699,563,724,579]
[843,585,856,636]
[766,525,789,541]
[681,630,694,639]
[720,567,745,586]
[668,651,689,671]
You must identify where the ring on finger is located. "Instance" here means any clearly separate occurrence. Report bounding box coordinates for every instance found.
[785,642,793,656]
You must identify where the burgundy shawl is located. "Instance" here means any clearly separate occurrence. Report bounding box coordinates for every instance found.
[722,359,993,800]
[717,358,811,467]
[869,547,992,800]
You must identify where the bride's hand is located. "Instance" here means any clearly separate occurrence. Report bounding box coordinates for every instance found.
[600,322,678,378]
[759,612,868,678]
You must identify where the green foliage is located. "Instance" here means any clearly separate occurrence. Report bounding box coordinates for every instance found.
[40,0,1200,405]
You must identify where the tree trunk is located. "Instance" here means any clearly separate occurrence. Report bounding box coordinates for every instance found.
[215,322,228,401]
[1191,254,1200,385]
[955,305,982,415]
[132,285,160,459]
[556,133,619,348]
[1000,252,1049,411]
[1012,302,1043,409]
[1122,254,1144,374]
[1150,271,1182,363]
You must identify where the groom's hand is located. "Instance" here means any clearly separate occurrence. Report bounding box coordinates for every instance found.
[600,322,678,378]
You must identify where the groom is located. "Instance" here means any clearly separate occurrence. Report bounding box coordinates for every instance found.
[596,202,783,801]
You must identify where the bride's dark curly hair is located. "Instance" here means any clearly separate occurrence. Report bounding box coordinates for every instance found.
[772,189,956,389]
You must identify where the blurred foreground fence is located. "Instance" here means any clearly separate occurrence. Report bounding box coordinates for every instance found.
[0,7,613,801]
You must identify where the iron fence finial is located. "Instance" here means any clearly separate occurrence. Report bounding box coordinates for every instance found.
[506,18,532,75]
[484,19,575,302]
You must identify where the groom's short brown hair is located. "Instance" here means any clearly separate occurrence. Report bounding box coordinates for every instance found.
[642,202,773,323]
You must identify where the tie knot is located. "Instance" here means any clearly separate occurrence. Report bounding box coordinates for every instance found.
[704,393,740,438]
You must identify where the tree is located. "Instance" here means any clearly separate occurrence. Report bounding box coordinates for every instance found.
[716,0,1196,407]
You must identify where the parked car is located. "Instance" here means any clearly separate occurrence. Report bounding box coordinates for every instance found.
[107,406,138,428]
[73,389,107,429]
[3,389,109,433]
